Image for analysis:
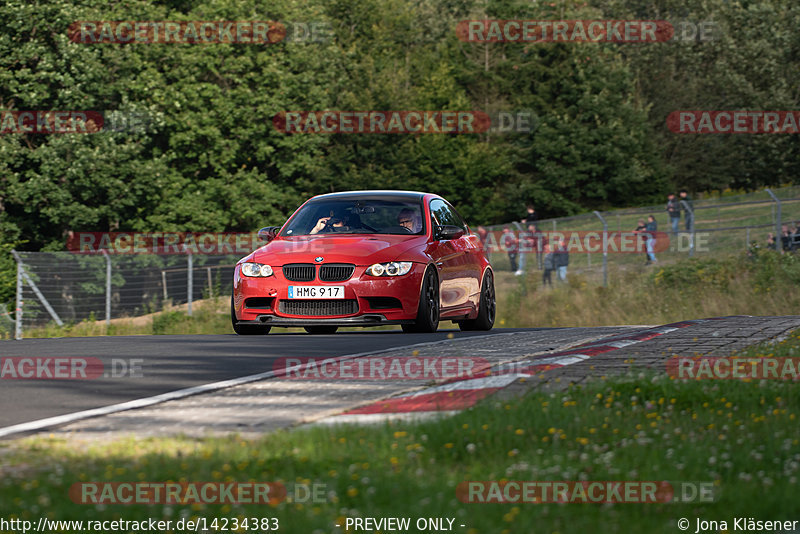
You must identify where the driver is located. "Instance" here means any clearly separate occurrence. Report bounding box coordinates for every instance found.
[310,214,345,234]
[310,208,363,234]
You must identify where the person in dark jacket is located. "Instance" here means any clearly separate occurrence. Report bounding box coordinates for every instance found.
[542,244,554,287]
[501,226,518,272]
[666,193,680,235]
[554,238,569,282]
[781,224,793,253]
[679,190,693,231]
[522,204,538,225]
[645,215,658,264]
[766,232,777,250]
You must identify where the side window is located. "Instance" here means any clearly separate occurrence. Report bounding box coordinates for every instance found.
[445,201,469,232]
[430,199,466,232]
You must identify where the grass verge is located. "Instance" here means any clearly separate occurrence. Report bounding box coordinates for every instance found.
[497,249,800,327]
[2,331,799,533]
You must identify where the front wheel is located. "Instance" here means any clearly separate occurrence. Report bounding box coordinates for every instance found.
[458,270,495,331]
[231,295,271,335]
[402,267,439,333]
[304,326,338,335]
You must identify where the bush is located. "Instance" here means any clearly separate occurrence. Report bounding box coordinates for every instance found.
[151,310,186,335]
[745,248,800,292]
[650,257,737,290]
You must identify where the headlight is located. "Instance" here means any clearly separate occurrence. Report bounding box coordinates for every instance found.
[366,262,413,277]
[240,262,274,277]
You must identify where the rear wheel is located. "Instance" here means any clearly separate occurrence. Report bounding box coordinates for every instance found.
[304,326,338,335]
[402,267,439,333]
[458,270,495,331]
[231,295,271,335]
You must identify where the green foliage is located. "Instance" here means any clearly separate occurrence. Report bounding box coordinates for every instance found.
[744,248,800,293]
[650,257,738,290]
[151,309,186,335]
[0,0,798,270]
[0,240,20,313]
[650,250,800,293]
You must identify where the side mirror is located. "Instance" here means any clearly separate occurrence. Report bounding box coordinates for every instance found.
[258,226,280,242]
[436,225,465,240]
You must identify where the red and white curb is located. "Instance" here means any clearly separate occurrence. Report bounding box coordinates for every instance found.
[315,319,712,425]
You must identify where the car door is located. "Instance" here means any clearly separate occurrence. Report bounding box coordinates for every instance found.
[427,199,473,312]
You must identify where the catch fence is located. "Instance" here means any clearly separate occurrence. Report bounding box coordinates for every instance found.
[5,186,800,339]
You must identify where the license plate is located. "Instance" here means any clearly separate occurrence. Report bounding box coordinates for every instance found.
[288,286,345,299]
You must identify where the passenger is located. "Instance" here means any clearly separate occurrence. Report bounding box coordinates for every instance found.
[397,208,422,233]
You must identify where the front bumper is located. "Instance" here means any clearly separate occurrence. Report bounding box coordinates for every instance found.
[235,315,414,327]
[233,262,426,324]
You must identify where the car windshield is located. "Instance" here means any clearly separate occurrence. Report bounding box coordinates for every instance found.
[280,198,425,236]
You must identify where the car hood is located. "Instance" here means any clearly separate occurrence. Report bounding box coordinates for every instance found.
[251,234,426,265]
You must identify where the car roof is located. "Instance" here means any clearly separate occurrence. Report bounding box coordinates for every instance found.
[309,190,432,201]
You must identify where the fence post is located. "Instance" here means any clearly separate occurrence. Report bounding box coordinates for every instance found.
[207,267,213,298]
[593,211,608,287]
[766,188,781,252]
[103,250,111,326]
[681,200,695,257]
[161,271,168,301]
[14,250,22,340]
[187,251,193,316]
[11,250,63,327]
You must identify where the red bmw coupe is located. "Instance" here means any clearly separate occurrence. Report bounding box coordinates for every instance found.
[231,191,495,335]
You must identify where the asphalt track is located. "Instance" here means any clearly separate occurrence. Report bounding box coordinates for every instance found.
[0,328,524,429]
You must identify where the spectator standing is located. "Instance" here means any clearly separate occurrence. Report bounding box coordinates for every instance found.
[792,222,800,251]
[679,189,693,231]
[554,238,569,282]
[634,218,648,264]
[645,215,658,264]
[501,226,518,272]
[515,205,538,275]
[766,233,777,250]
[666,193,680,235]
[475,225,489,252]
[781,224,793,252]
[542,244,555,287]
[531,223,546,269]
[522,204,538,225]
[515,224,535,276]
